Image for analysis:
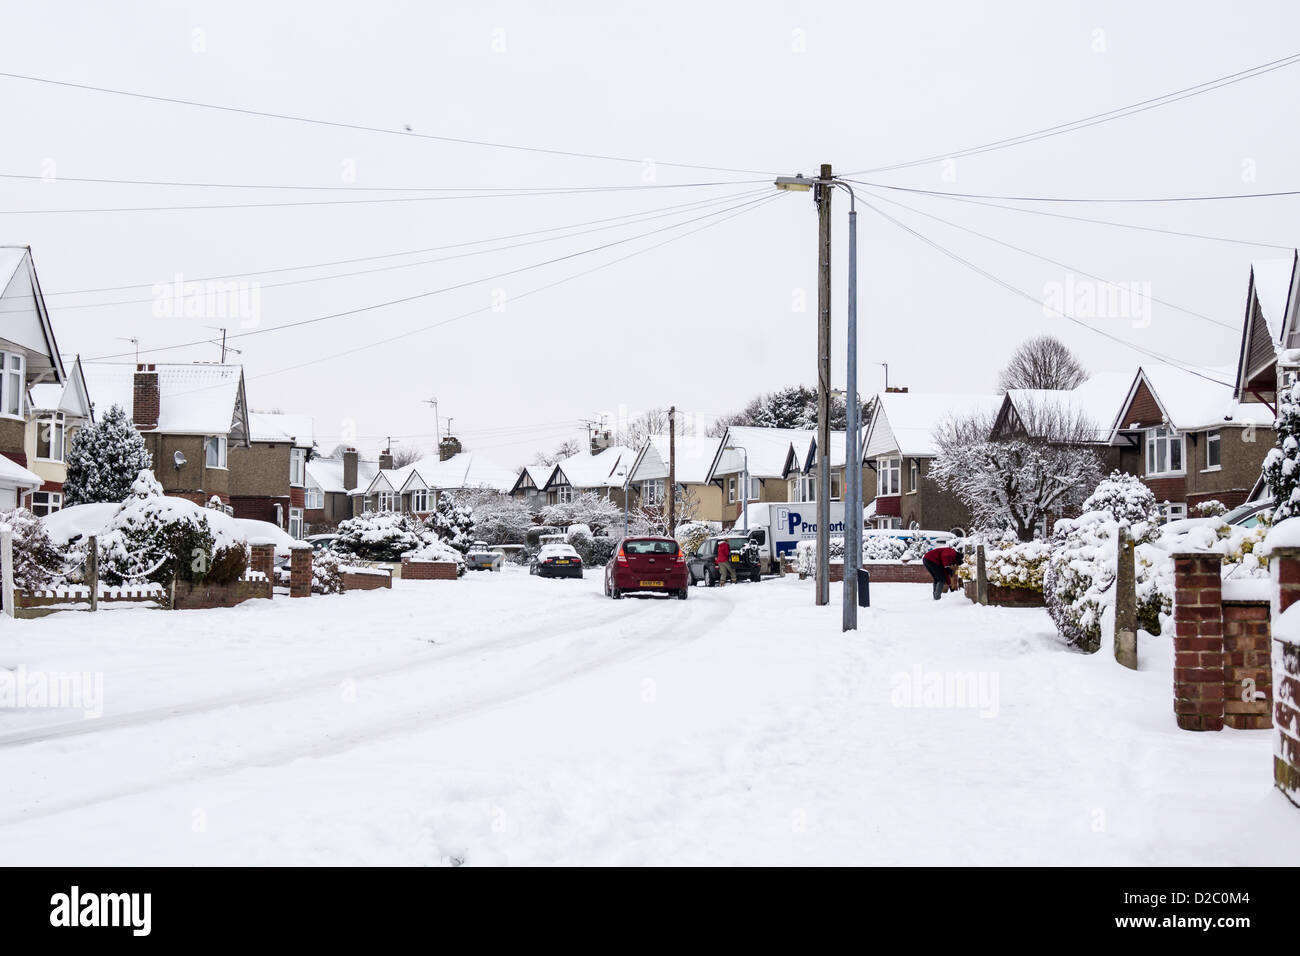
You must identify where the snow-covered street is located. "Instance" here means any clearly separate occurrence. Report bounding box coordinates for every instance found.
[1,571,1293,866]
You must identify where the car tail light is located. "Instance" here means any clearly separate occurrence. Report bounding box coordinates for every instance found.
[617,549,627,564]
[573,556,582,563]
[674,552,685,565]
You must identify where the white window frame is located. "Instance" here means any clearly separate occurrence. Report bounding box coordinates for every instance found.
[1145,426,1184,477]
[1158,500,1187,522]
[747,476,760,502]
[727,476,737,504]
[305,486,324,510]
[642,478,664,506]
[1205,430,1221,471]
[557,484,574,504]
[1,351,25,418]
[205,435,228,469]
[409,488,431,513]
[289,447,306,486]
[830,470,842,501]
[378,490,398,512]
[288,507,304,539]
[909,459,919,493]
[795,474,815,502]
[28,490,62,516]
[35,411,66,462]
[876,457,901,496]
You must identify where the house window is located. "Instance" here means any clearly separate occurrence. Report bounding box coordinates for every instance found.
[289,447,306,486]
[909,459,919,492]
[877,457,901,496]
[796,474,816,502]
[727,476,737,504]
[830,470,842,501]
[378,491,398,511]
[748,477,760,501]
[1158,501,1187,522]
[28,491,61,516]
[409,488,431,512]
[557,484,574,504]
[1145,426,1183,476]
[36,412,65,461]
[1,352,24,417]
[205,435,227,469]
[1206,430,1221,469]
[288,507,304,539]
[642,479,664,506]
[305,487,324,509]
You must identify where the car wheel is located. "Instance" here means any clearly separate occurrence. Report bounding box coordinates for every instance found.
[612,587,623,600]
[678,588,688,600]
[706,570,716,587]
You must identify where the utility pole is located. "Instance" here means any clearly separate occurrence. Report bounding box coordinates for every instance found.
[666,406,676,537]
[843,190,860,631]
[814,163,833,607]
[423,397,439,445]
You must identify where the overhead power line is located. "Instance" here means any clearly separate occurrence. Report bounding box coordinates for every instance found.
[859,199,1233,386]
[84,192,778,361]
[0,70,778,177]
[844,51,1300,176]
[849,180,1300,204]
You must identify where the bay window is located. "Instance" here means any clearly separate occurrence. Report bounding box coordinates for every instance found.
[378,491,398,511]
[1145,426,1183,476]
[36,412,65,461]
[409,488,431,512]
[877,457,901,496]
[796,474,815,502]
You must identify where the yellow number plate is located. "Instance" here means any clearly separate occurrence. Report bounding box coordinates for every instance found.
[639,580,663,587]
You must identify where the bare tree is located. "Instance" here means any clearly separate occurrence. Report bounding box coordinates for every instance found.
[615,408,670,449]
[998,335,1088,392]
[389,445,425,468]
[931,402,1103,541]
[534,438,582,466]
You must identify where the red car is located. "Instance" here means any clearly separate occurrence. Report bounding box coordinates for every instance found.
[604,536,689,600]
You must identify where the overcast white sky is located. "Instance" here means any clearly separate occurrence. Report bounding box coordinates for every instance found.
[2,1,1298,468]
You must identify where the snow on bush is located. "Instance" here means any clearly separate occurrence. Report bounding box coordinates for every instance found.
[1193,500,1227,518]
[1263,377,1300,522]
[403,538,466,575]
[425,494,475,554]
[567,526,615,567]
[468,493,535,545]
[0,508,64,591]
[334,511,428,561]
[540,493,620,537]
[675,521,713,556]
[1082,471,1163,536]
[311,549,343,594]
[958,539,1052,592]
[63,403,152,505]
[97,470,248,587]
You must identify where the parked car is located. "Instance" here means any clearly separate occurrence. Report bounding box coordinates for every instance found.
[688,533,761,586]
[1224,498,1274,527]
[306,533,338,553]
[466,541,504,572]
[604,536,688,600]
[531,543,583,578]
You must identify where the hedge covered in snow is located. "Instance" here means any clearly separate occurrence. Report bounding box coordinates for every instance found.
[0,508,64,592]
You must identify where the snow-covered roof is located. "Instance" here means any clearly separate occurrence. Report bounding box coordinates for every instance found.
[1251,256,1297,342]
[863,392,1003,459]
[626,435,717,486]
[248,411,314,448]
[81,362,248,438]
[708,426,812,481]
[0,246,65,383]
[797,431,849,474]
[305,455,379,494]
[363,451,518,496]
[1113,364,1274,437]
[0,453,42,491]
[1002,370,1136,443]
[551,446,636,489]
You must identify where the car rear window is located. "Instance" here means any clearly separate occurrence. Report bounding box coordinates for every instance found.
[624,540,678,555]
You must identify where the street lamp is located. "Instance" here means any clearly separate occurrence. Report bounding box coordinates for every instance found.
[774,166,862,631]
[724,444,749,532]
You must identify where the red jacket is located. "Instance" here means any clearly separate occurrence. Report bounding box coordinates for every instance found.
[716,540,731,565]
[924,547,959,568]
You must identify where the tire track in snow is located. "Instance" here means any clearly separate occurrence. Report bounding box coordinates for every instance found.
[0,586,735,827]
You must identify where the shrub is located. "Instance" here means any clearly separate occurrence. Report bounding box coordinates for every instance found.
[404,538,466,576]
[0,509,63,592]
[567,527,615,567]
[958,539,1051,591]
[675,521,713,556]
[335,511,430,561]
[425,494,475,554]
[525,525,562,549]
[312,550,343,594]
[1082,471,1161,542]
[1194,500,1227,518]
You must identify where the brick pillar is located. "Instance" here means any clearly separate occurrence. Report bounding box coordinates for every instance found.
[1269,545,1300,805]
[1222,603,1272,729]
[289,545,312,598]
[250,543,275,582]
[1173,551,1225,731]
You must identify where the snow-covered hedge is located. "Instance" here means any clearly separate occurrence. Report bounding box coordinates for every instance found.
[0,508,64,592]
[674,521,713,556]
[312,549,343,594]
[334,511,428,561]
[424,494,474,554]
[958,539,1052,591]
[567,526,616,567]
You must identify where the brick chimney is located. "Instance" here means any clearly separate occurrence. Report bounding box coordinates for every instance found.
[378,448,394,471]
[132,364,160,430]
[342,447,358,491]
[438,435,462,462]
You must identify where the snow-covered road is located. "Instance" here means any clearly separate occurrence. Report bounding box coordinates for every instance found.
[0,568,1294,865]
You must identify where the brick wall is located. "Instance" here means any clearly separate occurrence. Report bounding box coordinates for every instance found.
[341,569,391,591]
[172,577,271,609]
[400,558,459,580]
[289,546,312,597]
[249,543,275,580]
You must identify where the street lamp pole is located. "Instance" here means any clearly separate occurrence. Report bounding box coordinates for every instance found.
[775,168,863,628]
[726,445,750,532]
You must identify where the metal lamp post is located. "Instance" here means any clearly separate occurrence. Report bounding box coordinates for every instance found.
[725,445,749,532]
[775,170,862,631]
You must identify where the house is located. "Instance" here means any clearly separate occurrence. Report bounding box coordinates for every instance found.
[24,355,94,515]
[705,426,810,526]
[0,246,71,510]
[535,444,636,508]
[1232,251,1299,412]
[991,371,1136,467]
[354,436,517,515]
[1107,364,1275,518]
[623,434,726,522]
[509,463,555,510]
[227,412,315,536]
[305,447,379,529]
[861,392,1003,532]
[784,430,874,508]
[80,361,251,506]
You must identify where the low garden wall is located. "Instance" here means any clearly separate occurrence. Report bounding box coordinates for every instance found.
[962,580,1044,608]
[172,576,273,610]
[400,558,459,581]
[13,584,166,617]
[825,562,931,584]
[341,566,392,591]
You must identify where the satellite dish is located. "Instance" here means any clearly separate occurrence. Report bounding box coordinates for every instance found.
[173,450,187,470]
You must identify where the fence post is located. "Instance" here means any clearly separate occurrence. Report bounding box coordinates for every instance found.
[1,527,12,618]
[87,534,99,613]
[975,544,989,606]
[1114,525,1137,669]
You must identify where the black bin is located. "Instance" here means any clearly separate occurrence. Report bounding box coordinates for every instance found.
[857,568,870,607]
